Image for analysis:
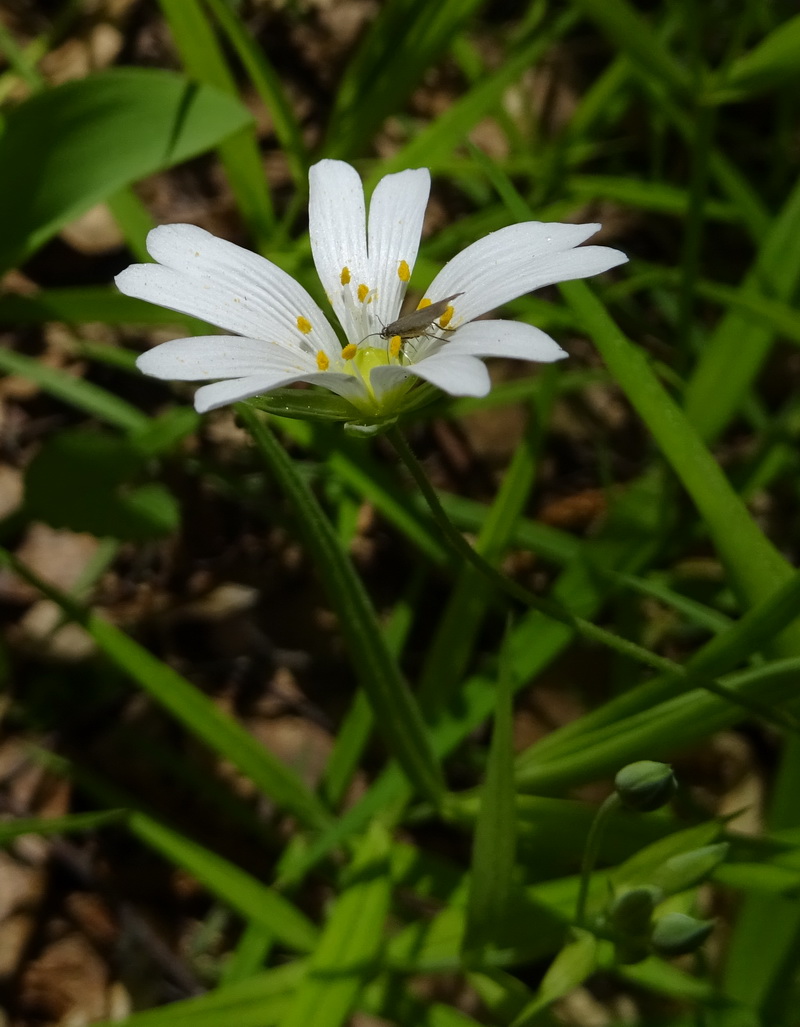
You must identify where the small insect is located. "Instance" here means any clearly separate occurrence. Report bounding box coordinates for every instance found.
[380,292,463,342]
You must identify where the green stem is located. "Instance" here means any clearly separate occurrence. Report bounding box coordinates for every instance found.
[576,793,620,926]
[386,427,800,734]
[240,408,445,807]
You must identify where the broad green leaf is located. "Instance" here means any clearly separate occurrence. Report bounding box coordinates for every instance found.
[0,68,253,271]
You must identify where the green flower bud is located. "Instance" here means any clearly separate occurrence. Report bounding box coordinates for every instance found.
[615,761,677,812]
[651,912,714,956]
[608,885,662,936]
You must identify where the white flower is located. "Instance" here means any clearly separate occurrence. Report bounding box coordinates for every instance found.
[116,159,627,422]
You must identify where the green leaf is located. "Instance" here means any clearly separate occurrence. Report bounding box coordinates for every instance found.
[157,0,275,244]
[717,15,800,101]
[203,0,308,187]
[560,280,796,617]
[0,67,253,271]
[0,347,148,432]
[509,929,598,1027]
[88,963,303,1027]
[239,408,445,808]
[325,0,484,157]
[569,0,690,96]
[278,824,391,1027]
[130,806,319,953]
[685,177,800,443]
[1,548,332,832]
[373,23,573,181]
[0,810,126,843]
[463,629,518,956]
[0,288,208,330]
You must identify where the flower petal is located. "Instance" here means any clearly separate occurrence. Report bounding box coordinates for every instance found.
[136,336,319,381]
[403,352,491,397]
[425,222,628,324]
[193,370,366,414]
[116,224,341,360]
[367,167,430,324]
[447,319,567,362]
[309,160,369,333]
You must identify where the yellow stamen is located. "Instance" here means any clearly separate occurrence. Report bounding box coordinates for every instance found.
[340,266,351,285]
[417,297,432,310]
[398,260,410,282]
[389,335,402,358]
[316,351,329,371]
[297,315,312,334]
[439,305,454,329]
[357,283,369,303]
[342,344,358,360]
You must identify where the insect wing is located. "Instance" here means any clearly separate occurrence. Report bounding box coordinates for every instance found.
[382,292,463,339]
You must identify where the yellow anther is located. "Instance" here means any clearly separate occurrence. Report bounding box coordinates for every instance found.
[357,283,369,303]
[340,266,351,285]
[417,297,432,310]
[316,351,329,371]
[389,335,402,358]
[398,260,410,282]
[439,305,454,329]
[297,315,312,334]
[342,344,358,360]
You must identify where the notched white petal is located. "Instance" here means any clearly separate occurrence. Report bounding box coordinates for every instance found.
[309,160,368,296]
[367,167,430,325]
[448,320,568,363]
[193,369,363,414]
[407,353,491,397]
[136,336,316,381]
[118,224,340,359]
[427,222,628,324]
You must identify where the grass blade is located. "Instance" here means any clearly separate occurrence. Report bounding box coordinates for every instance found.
[278,824,391,1027]
[463,628,517,956]
[239,407,444,807]
[2,548,331,831]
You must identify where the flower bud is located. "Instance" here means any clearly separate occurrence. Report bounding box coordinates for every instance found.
[651,912,713,956]
[608,885,662,936]
[614,761,677,812]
